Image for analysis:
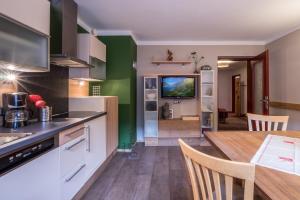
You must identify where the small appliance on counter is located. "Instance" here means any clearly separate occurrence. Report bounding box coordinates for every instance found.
[2,92,29,128]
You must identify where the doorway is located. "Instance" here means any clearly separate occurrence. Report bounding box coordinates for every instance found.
[217,50,269,130]
[218,61,248,130]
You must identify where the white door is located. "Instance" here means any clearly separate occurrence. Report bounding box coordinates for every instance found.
[0,149,60,200]
[85,116,107,177]
[250,50,269,115]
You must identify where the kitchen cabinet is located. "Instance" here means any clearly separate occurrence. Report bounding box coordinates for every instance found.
[59,124,88,200]
[0,0,50,36]
[0,148,60,200]
[78,33,106,62]
[70,33,106,80]
[0,7,49,72]
[85,116,107,177]
[69,96,119,156]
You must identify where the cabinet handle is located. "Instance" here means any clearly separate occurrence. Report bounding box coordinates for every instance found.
[65,164,86,182]
[64,138,86,150]
[86,125,91,152]
[65,127,85,137]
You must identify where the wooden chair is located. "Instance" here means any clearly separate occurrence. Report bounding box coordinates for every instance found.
[247,113,289,131]
[178,139,255,200]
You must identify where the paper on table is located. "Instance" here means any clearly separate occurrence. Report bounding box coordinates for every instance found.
[251,134,300,176]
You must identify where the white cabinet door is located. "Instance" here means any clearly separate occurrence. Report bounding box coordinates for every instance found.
[77,34,106,63]
[60,134,87,200]
[90,36,106,62]
[85,116,107,177]
[0,148,60,200]
[0,0,50,35]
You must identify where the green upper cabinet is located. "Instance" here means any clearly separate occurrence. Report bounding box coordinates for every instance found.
[97,36,137,149]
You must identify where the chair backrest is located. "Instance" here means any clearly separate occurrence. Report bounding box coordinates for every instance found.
[178,139,255,200]
[247,113,289,131]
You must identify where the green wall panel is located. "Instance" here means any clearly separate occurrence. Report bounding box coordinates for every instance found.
[100,79,131,104]
[96,36,137,149]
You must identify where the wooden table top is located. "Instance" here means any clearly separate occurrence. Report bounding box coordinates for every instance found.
[205,131,300,200]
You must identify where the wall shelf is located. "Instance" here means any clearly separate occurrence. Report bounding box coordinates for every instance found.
[152,61,192,66]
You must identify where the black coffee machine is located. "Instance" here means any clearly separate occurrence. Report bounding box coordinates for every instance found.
[3,92,29,128]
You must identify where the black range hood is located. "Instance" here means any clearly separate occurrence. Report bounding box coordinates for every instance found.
[50,0,90,68]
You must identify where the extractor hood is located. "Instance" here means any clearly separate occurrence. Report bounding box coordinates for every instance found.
[50,0,91,68]
[50,54,93,68]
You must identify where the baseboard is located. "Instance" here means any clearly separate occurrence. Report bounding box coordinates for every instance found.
[117,148,132,152]
[117,142,137,152]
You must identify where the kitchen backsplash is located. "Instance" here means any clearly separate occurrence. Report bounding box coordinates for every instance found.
[0,80,17,107]
[18,65,69,115]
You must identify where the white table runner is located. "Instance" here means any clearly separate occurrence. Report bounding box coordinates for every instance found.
[251,134,300,175]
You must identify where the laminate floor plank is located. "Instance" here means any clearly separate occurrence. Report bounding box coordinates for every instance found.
[149,147,171,200]
[82,143,231,200]
[82,153,127,200]
[168,147,193,200]
[132,146,157,200]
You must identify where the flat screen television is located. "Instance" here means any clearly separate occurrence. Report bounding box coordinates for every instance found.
[161,76,196,98]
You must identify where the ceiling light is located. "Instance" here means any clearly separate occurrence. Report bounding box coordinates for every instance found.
[217,60,235,64]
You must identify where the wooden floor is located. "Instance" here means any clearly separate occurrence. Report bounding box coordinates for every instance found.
[82,143,222,200]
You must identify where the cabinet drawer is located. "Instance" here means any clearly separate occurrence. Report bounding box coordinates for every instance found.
[59,124,85,146]
[61,162,87,200]
[60,134,87,178]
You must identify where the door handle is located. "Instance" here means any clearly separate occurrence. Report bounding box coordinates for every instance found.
[65,164,86,182]
[65,138,86,151]
[85,125,91,152]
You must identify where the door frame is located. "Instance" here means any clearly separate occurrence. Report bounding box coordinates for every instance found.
[232,74,241,113]
[218,56,253,113]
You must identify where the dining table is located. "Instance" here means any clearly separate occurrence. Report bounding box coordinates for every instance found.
[205,131,300,200]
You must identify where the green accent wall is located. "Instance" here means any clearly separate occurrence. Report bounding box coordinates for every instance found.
[97,36,137,149]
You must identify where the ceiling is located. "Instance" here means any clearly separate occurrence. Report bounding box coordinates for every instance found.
[75,0,300,44]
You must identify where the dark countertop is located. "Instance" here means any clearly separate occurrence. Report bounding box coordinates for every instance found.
[0,111,107,157]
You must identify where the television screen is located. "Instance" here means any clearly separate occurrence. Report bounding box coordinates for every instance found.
[161,76,196,98]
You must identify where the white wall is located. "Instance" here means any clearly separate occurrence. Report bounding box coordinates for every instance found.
[137,45,265,141]
[218,61,247,114]
[267,29,300,130]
